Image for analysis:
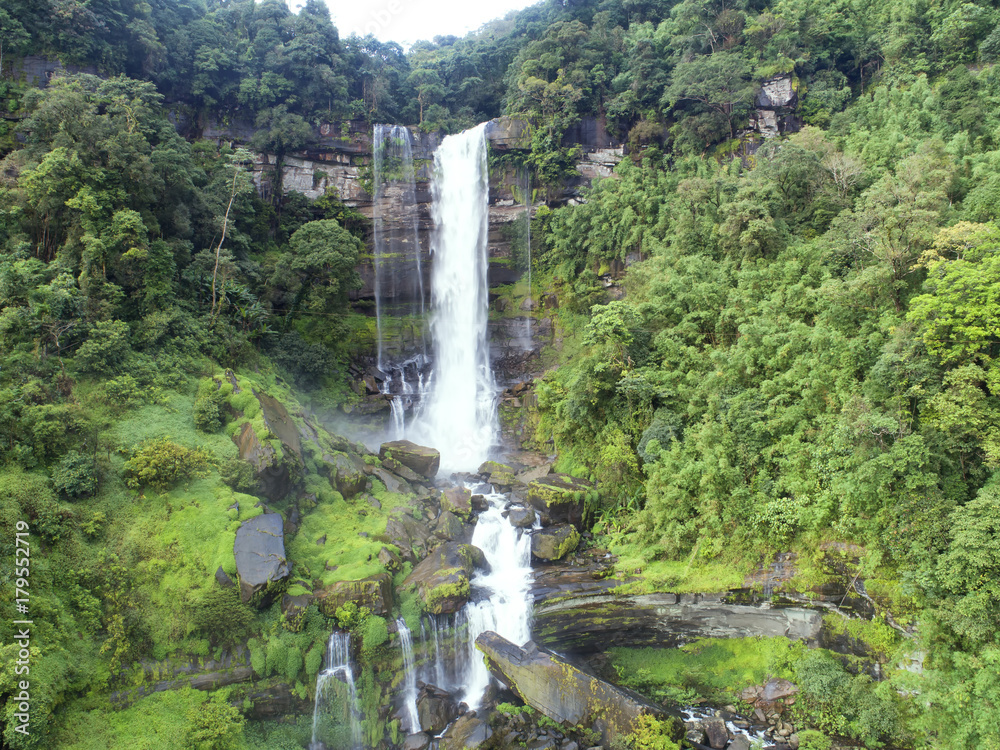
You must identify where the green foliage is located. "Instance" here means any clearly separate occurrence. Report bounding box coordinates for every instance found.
[121,438,213,490]
[184,697,245,750]
[360,615,389,656]
[612,714,681,750]
[50,450,98,497]
[191,586,256,648]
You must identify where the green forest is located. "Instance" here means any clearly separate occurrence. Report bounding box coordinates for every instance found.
[2,0,1000,747]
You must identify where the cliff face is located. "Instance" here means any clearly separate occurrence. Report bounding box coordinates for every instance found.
[206,117,625,303]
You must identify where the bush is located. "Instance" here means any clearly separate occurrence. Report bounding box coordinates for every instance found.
[122,438,212,490]
[193,389,227,432]
[191,586,255,647]
[219,458,257,493]
[51,450,97,497]
[360,615,388,656]
[75,320,132,374]
[185,698,245,750]
[102,373,146,408]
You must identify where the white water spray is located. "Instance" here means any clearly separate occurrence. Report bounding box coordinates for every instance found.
[459,488,537,708]
[396,618,420,733]
[310,632,361,750]
[410,124,498,473]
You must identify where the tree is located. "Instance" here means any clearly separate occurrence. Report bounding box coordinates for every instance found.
[664,50,756,139]
[210,148,255,319]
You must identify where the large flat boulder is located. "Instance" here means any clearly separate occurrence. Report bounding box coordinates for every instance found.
[234,514,290,605]
[476,633,669,746]
[403,542,486,614]
[379,440,440,479]
[315,572,392,617]
[526,474,594,529]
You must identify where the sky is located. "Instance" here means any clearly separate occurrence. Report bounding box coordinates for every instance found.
[295,0,542,49]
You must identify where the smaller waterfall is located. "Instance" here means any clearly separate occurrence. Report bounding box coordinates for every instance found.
[458,488,537,708]
[396,618,420,733]
[310,632,361,750]
[522,168,533,345]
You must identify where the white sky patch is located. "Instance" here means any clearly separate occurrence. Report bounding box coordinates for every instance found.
[291,0,542,49]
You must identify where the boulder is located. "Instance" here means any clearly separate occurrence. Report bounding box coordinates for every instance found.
[281,593,312,631]
[703,717,728,749]
[526,474,594,529]
[379,440,440,479]
[478,460,517,486]
[403,733,431,750]
[531,525,580,562]
[440,486,473,520]
[378,546,403,572]
[476,633,673,747]
[417,684,460,733]
[321,451,368,498]
[434,510,469,542]
[382,455,424,483]
[386,512,433,562]
[517,464,552,485]
[233,514,290,605]
[373,466,413,495]
[506,506,536,528]
[215,567,235,588]
[403,542,487,614]
[230,390,305,502]
[729,736,752,750]
[316,572,392,617]
[762,678,798,702]
[438,712,492,750]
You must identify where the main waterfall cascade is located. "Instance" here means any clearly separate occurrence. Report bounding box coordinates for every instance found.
[373,123,499,473]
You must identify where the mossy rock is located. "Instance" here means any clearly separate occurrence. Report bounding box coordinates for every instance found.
[531,524,580,562]
[321,450,368,498]
[379,440,441,479]
[440,486,472,520]
[526,474,595,529]
[386,511,433,563]
[434,510,469,542]
[316,572,393,617]
[403,542,487,614]
[477,460,515,476]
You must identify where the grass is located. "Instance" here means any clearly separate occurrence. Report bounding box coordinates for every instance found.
[52,688,208,750]
[609,636,807,705]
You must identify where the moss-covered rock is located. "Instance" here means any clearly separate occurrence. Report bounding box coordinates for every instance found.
[403,542,487,614]
[440,486,472,520]
[526,473,595,529]
[321,450,369,498]
[434,510,469,542]
[316,572,393,617]
[386,511,433,562]
[379,440,441,479]
[531,524,580,561]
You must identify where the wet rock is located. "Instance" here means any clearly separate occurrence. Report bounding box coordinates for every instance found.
[729,736,752,750]
[404,542,486,614]
[233,514,290,605]
[316,572,392,617]
[440,486,473,520]
[506,506,536,528]
[386,512,433,562]
[378,546,403,572]
[321,451,368,498]
[471,493,488,512]
[703,718,728,749]
[403,733,431,750]
[438,712,492,750]
[215,567,235,588]
[531,525,580,562]
[526,474,594,529]
[379,440,440,479]
[372,467,413,495]
[417,684,460,733]
[517,463,552,484]
[478,460,517,486]
[762,678,798,702]
[434,510,469,542]
[685,726,706,745]
[382,455,424,482]
[476,633,672,746]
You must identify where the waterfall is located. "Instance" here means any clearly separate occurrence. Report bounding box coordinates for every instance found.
[411,123,498,473]
[373,124,425,371]
[458,488,537,708]
[310,632,361,750]
[396,618,420,733]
